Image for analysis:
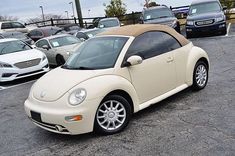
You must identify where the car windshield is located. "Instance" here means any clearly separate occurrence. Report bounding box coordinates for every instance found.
[98,19,119,28]
[189,2,221,15]
[144,8,173,21]
[0,40,31,55]
[49,36,81,48]
[63,36,128,70]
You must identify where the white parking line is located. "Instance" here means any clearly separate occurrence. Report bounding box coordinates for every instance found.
[0,80,36,91]
[226,23,231,36]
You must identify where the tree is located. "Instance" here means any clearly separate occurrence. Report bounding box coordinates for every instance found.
[104,0,127,17]
[27,14,65,24]
[0,15,18,21]
[148,2,160,7]
[220,0,235,9]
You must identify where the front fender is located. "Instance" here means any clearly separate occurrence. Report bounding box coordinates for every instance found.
[70,75,140,113]
[186,46,210,85]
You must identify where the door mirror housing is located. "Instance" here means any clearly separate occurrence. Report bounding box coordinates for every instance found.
[223,6,227,11]
[126,55,143,66]
[99,24,105,28]
[42,45,50,50]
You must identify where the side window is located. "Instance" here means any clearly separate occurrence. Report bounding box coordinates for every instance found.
[1,23,12,29]
[12,22,25,28]
[126,31,181,59]
[36,40,50,48]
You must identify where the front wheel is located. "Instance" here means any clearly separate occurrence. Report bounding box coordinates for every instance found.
[56,55,65,66]
[94,95,132,135]
[192,61,208,90]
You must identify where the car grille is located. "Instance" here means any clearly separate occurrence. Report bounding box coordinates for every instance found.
[14,58,41,69]
[195,19,214,26]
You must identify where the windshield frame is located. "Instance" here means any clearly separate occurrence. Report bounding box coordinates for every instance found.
[63,36,129,70]
[188,1,222,15]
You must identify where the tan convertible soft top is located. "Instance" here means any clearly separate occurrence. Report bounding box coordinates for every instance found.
[99,24,190,46]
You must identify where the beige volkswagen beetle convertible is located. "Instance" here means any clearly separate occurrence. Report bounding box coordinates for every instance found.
[24,24,209,135]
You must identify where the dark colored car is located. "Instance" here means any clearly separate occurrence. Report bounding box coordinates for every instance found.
[60,24,82,35]
[140,5,181,33]
[186,0,227,38]
[0,31,34,44]
[27,26,65,42]
[74,28,106,40]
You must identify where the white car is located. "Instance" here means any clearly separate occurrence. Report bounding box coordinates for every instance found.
[25,24,209,135]
[34,34,82,66]
[0,21,29,33]
[0,39,49,82]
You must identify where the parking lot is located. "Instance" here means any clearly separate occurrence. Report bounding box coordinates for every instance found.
[0,24,235,155]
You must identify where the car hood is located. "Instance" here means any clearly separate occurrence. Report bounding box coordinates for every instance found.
[187,12,224,21]
[32,67,114,102]
[144,17,176,25]
[0,49,44,65]
[54,43,81,53]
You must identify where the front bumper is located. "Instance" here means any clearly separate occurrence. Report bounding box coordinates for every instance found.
[0,60,49,82]
[24,94,102,135]
[186,22,226,35]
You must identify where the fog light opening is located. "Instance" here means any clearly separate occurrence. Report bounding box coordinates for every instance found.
[55,125,63,132]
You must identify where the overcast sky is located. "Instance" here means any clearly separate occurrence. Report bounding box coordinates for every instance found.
[0,0,193,22]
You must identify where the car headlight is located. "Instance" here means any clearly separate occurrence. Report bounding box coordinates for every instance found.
[42,55,47,61]
[171,20,177,28]
[69,88,87,106]
[215,16,225,22]
[187,21,194,26]
[0,62,12,68]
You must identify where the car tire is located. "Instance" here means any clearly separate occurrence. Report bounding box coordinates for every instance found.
[176,23,181,34]
[56,55,65,66]
[94,95,132,135]
[186,32,193,39]
[222,28,227,35]
[192,61,208,90]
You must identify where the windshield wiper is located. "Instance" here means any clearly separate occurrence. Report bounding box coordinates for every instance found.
[61,65,94,70]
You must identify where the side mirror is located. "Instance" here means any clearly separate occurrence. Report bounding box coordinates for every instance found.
[223,6,227,11]
[99,24,105,28]
[126,55,143,66]
[31,45,36,49]
[42,45,49,50]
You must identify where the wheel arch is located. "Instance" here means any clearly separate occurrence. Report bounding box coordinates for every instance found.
[103,90,134,114]
[185,46,210,86]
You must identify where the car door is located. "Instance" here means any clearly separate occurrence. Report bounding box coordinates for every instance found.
[35,39,56,64]
[124,31,181,104]
[11,22,28,33]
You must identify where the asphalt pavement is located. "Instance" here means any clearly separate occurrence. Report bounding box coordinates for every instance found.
[0,26,235,156]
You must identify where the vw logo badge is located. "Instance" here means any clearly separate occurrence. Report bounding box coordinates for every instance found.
[40,91,46,98]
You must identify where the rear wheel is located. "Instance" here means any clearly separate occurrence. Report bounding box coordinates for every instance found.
[94,95,131,135]
[192,61,208,90]
[56,55,65,66]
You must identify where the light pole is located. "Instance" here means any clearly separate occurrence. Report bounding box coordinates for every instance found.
[88,9,91,17]
[39,6,45,23]
[65,11,69,19]
[69,1,75,18]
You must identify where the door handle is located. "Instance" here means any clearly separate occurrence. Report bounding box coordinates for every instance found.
[167,56,174,63]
